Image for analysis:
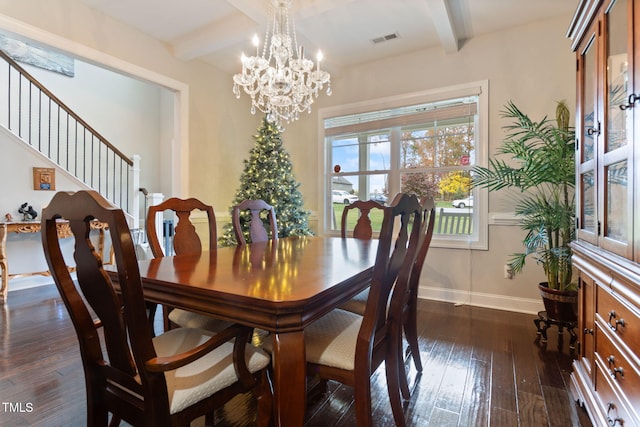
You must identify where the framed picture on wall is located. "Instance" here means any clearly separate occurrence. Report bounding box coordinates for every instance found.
[0,34,75,77]
[33,167,55,191]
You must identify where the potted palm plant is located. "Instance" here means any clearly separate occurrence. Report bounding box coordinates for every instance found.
[473,100,576,324]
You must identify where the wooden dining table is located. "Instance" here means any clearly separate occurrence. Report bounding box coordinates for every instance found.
[135,236,378,427]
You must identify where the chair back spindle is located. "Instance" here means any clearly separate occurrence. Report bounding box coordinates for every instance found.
[145,197,224,332]
[340,200,385,239]
[146,197,216,257]
[232,199,278,245]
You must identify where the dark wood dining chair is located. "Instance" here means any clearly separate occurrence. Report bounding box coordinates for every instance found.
[341,196,436,399]
[397,196,436,398]
[41,190,272,427]
[340,199,385,239]
[232,199,278,245]
[285,193,423,427]
[146,197,229,332]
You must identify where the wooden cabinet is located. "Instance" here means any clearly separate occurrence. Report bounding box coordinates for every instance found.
[569,0,640,426]
[568,0,640,425]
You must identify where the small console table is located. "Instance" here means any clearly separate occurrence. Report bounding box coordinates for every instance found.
[0,220,108,304]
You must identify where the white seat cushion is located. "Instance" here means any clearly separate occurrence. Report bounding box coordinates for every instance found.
[168,309,234,332]
[262,309,362,372]
[339,288,369,315]
[153,327,270,414]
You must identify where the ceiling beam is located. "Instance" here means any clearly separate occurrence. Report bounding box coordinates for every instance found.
[172,13,256,60]
[425,0,459,53]
[172,0,348,75]
[225,0,270,24]
[294,0,361,19]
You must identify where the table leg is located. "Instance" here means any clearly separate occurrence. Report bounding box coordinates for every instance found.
[271,330,306,427]
[0,224,8,304]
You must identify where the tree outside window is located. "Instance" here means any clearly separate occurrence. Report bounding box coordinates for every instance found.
[322,82,488,249]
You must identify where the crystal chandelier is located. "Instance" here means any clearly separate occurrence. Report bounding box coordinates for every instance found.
[232,0,331,126]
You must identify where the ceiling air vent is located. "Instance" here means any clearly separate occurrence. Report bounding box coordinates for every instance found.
[371,32,400,44]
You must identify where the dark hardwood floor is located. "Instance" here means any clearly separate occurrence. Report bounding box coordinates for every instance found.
[0,284,592,426]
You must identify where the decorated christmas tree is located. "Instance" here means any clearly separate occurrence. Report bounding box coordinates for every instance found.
[218,117,313,246]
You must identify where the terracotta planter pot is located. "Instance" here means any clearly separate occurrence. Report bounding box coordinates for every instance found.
[538,282,578,323]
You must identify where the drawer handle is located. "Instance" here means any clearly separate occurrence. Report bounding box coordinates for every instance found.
[608,357,625,379]
[608,310,626,332]
[607,402,624,426]
[612,367,625,379]
[584,328,594,335]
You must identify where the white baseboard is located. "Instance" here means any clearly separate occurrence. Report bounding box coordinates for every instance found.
[418,285,544,315]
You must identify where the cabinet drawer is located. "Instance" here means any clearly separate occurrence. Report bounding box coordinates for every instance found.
[594,366,636,427]
[596,285,640,354]
[595,325,640,410]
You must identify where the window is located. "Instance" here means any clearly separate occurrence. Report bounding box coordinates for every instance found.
[320,81,488,249]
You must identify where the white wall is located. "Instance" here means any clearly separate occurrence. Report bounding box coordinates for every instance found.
[22,60,165,192]
[281,16,576,313]
[0,49,169,289]
[1,128,81,282]
[0,58,166,217]
[0,1,577,313]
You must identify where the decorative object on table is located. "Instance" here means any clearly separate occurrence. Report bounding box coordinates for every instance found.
[232,0,331,127]
[4,213,12,222]
[472,101,577,345]
[18,203,38,221]
[33,167,55,190]
[218,117,313,246]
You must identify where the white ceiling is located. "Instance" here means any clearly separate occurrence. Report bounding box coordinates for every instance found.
[79,0,578,75]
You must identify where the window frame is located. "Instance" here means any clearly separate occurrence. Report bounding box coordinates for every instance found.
[317,80,489,250]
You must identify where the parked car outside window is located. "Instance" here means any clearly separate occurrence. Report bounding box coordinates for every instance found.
[369,194,387,205]
[452,196,473,208]
[332,190,358,204]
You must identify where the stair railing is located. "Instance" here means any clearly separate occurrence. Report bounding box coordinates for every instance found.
[0,48,139,226]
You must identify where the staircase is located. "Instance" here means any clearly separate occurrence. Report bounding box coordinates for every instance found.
[0,49,140,227]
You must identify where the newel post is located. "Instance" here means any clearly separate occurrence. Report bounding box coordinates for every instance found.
[130,154,141,229]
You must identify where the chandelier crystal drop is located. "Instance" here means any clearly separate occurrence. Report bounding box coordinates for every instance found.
[233,0,331,127]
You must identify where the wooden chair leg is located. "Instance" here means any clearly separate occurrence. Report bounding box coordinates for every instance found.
[399,347,411,400]
[353,377,374,427]
[386,333,407,427]
[88,389,109,427]
[399,307,421,399]
[405,305,422,372]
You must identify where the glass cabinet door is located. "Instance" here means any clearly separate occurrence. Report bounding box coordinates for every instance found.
[601,0,633,257]
[577,30,598,244]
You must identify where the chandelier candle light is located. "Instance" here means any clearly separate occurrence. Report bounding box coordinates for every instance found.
[233,0,331,126]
